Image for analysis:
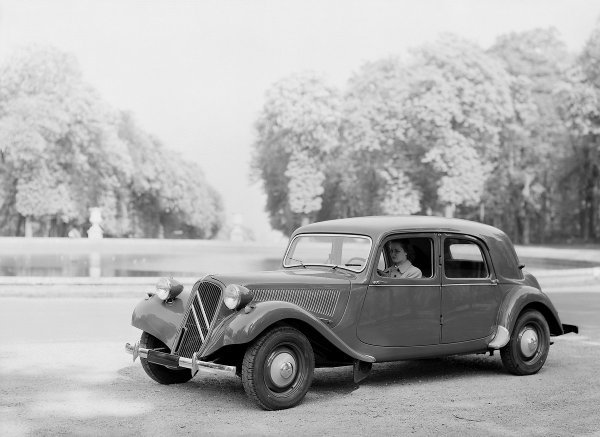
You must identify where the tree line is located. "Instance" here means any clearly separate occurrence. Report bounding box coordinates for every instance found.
[0,46,224,238]
[252,24,600,244]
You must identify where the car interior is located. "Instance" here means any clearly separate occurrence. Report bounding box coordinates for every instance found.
[443,238,489,278]
[379,237,434,278]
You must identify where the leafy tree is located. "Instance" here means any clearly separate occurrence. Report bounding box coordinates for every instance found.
[556,62,600,240]
[487,28,570,243]
[118,112,224,238]
[333,58,422,218]
[0,46,223,238]
[406,35,514,217]
[252,72,342,234]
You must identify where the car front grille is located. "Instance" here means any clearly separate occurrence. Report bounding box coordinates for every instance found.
[175,281,222,359]
[251,288,340,318]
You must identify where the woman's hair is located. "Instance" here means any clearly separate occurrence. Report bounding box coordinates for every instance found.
[388,240,416,262]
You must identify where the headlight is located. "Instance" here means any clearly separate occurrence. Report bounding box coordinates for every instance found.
[224,284,253,310]
[155,277,184,301]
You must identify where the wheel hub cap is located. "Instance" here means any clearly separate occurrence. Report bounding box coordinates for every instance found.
[519,328,539,358]
[269,351,297,388]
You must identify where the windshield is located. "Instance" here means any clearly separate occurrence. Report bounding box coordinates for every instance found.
[283,234,372,272]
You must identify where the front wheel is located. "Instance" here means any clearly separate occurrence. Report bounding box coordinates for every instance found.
[242,326,315,410]
[139,331,193,384]
[500,310,550,375]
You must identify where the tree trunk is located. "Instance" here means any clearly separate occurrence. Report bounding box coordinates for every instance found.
[522,215,531,245]
[444,204,455,218]
[24,216,33,238]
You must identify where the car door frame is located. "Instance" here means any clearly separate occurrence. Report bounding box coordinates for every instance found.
[357,232,442,347]
[440,233,501,344]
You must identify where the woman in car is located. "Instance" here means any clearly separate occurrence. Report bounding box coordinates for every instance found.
[381,240,422,278]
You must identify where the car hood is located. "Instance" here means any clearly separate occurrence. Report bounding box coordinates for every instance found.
[209,268,353,289]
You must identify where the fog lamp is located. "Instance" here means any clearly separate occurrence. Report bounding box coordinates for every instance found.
[224,284,253,310]
[155,277,184,301]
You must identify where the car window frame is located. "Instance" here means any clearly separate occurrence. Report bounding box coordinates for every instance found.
[282,232,373,273]
[371,233,439,284]
[441,234,495,282]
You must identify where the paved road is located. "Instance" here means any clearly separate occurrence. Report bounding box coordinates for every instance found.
[0,289,598,436]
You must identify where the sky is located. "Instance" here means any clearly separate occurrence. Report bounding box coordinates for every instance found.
[0,0,599,241]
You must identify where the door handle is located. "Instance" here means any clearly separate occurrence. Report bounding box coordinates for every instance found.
[372,280,385,285]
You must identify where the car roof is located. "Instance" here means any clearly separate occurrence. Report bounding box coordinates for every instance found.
[293,215,506,241]
[292,216,522,280]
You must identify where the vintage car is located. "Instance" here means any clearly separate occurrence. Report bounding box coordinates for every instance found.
[125,216,578,410]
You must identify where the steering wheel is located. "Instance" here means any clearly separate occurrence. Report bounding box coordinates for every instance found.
[346,257,366,266]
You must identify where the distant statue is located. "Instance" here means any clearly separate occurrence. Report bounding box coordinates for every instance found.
[87,207,104,239]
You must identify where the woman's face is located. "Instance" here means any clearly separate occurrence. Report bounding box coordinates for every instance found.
[389,243,407,264]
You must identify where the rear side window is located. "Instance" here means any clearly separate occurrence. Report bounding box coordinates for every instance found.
[444,238,489,279]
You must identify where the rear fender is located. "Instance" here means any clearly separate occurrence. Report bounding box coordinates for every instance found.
[496,285,563,337]
[201,301,375,363]
[131,289,192,349]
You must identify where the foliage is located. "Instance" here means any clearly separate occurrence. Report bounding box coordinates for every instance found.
[252,72,342,233]
[253,24,600,242]
[0,46,223,238]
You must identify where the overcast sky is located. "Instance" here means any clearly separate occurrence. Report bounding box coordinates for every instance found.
[1,0,599,241]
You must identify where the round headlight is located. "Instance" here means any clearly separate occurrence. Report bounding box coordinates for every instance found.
[155,277,184,301]
[155,277,171,300]
[224,284,252,310]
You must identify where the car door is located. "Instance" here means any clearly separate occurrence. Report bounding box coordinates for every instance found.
[357,234,441,347]
[440,234,501,344]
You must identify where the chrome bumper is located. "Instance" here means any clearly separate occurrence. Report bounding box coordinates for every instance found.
[125,342,236,376]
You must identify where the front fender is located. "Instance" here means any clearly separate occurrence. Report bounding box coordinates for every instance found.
[496,285,563,336]
[201,301,375,363]
[131,290,192,349]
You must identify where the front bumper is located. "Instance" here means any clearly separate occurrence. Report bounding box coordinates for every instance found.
[125,342,236,376]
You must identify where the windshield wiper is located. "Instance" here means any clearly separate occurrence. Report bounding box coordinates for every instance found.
[288,257,306,268]
[332,263,361,272]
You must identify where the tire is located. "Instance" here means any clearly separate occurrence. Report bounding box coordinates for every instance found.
[242,326,315,410]
[139,331,193,384]
[500,310,550,376]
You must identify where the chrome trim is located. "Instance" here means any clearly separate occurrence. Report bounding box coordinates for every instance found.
[190,304,205,342]
[442,283,497,287]
[196,289,211,329]
[369,283,439,287]
[488,325,510,349]
[125,343,236,376]
[282,233,373,273]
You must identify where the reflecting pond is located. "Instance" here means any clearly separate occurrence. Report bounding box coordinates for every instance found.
[0,252,597,277]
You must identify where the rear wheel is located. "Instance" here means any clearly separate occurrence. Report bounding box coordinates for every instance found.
[242,326,314,410]
[139,331,193,384]
[500,310,550,375]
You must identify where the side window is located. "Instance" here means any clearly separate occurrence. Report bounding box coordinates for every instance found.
[377,237,433,279]
[444,238,489,279]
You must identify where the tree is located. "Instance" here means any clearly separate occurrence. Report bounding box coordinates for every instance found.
[556,64,600,241]
[404,35,513,217]
[0,46,224,238]
[0,47,132,236]
[333,57,422,218]
[487,28,571,243]
[252,72,342,234]
[118,112,224,238]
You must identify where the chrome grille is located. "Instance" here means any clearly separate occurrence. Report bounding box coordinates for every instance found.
[252,288,340,318]
[176,281,222,358]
